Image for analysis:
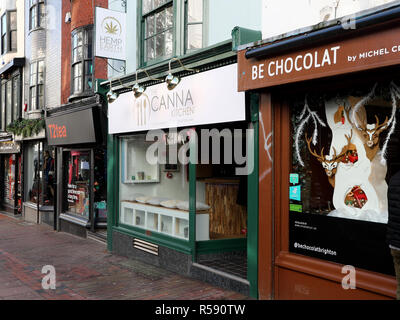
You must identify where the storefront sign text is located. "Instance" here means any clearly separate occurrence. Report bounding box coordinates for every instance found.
[238,24,400,91]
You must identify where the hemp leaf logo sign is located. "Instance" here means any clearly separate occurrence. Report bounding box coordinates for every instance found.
[105,21,118,34]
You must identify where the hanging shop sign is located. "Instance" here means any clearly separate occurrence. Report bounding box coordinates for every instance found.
[0,140,20,153]
[108,64,245,134]
[45,109,97,146]
[238,24,400,91]
[95,7,126,61]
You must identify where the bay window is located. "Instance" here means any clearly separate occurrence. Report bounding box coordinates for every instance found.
[29,60,45,111]
[29,0,45,30]
[71,26,93,95]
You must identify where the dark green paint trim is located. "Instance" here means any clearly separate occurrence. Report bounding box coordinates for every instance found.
[113,225,192,255]
[196,238,246,255]
[247,92,259,299]
[189,135,197,262]
[231,27,262,52]
[106,134,116,252]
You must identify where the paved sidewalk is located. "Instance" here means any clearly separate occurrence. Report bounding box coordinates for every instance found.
[0,213,247,300]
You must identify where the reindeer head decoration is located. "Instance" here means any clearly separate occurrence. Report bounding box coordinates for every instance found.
[305,131,353,187]
[358,115,389,148]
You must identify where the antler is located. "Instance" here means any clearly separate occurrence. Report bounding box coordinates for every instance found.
[375,115,389,133]
[305,133,325,162]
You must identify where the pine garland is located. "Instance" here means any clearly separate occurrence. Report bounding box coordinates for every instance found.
[6,118,45,138]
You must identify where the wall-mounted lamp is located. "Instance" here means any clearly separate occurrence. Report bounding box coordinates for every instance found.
[132,69,161,98]
[165,58,198,90]
[106,79,119,103]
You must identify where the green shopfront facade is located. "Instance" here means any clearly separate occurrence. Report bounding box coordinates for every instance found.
[103,44,260,297]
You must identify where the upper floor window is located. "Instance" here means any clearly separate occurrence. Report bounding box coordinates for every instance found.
[29,60,45,111]
[71,26,93,95]
[1,11,17,55]
[30,0,45,30]
[0,73,21,131]
[139,0,262,67]
[142,0,173,64]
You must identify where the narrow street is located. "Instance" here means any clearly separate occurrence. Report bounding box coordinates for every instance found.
[0,213,247,300]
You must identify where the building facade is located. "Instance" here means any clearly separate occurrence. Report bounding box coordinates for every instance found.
[0,0,25,216]
[44,0,109,239]
[102,0,263,298]
[239,0,400,299]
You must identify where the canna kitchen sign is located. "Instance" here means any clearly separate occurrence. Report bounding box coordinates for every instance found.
[238,24,400,91]
[108,64,245,134]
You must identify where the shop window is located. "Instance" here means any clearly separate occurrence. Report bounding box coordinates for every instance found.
[71,26,93,95]
[29,0,45,30]
[29,60,45,111]
[119,134,191,240]
[1,11,17,54]
[25,142,55,207]
[64,151,91,218]
[195,124,249,240]
[289,83,400,275]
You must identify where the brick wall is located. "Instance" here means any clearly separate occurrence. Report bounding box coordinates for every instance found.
[61,0,108,104]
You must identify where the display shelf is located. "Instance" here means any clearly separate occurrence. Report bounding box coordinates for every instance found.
[120,201,210,241]
[122,138,160,184]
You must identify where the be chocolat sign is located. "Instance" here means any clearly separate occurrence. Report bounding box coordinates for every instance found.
[238,24,400,91]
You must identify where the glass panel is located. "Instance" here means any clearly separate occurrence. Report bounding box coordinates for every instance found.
[86,30,93,59]
[155,10,166,33]
[10,31,17,51]
[145,15,155,37]
[119,134,191,239]
[73,47,83,63]
[288,84,400,276]
[43,148,55,206]
[74,77,82,93]
[30,88,37,110]
[38,61,45,83]
[187,24,202,50]
[155,32,165,58]
[73,63,82,77]
[9,12,17,29]
[12,77,18,120]
[165,5,173,28]
[30,6,37,29]
[188,0,202,23]
[73,31,83,49]
[39,3,46,27]
[142,0,153,15]
[165,30,173,56]
[30,62,37,86]
[65,151,90,218]
[145,38,155,61]
[6,81,12,125]
[1,83,5,130]
[2,14,7,35]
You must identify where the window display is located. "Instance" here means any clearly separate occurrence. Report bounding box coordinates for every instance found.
[289,82,400,275]
[119,134,193,240]
[25,142,54,206]
[3,154,16,206]
[65,151,90,217]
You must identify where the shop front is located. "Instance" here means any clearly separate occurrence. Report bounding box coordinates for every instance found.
[0,136,21,215]
[46,98,107,238]
[107,62,259,296]
[238,6,400,299]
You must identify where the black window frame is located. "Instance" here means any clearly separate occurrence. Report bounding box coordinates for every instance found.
[1,10,17,55]
[29,60,45,111]
[29,0,45,30]
[70,26,94,96]
[0,71,21,131]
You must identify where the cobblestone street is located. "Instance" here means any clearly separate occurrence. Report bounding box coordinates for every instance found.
[0,213,247,300]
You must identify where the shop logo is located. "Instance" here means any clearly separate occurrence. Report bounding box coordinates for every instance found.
[48,124,67,139]
[135,94,151,126]
[102,16,122,36]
